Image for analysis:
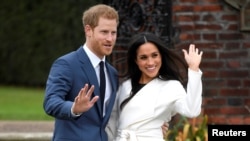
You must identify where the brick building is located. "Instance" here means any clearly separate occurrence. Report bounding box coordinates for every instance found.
[172,0,250,124]
[108,0,250,125]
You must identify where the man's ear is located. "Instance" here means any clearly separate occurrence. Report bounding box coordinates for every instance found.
[84,25,92,37]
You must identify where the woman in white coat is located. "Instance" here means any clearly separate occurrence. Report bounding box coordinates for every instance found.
[107,32,203,141]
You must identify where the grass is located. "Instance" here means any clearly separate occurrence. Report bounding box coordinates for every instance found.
[0,85,53,120]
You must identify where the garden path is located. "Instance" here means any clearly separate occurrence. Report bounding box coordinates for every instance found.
[0,120,53,133]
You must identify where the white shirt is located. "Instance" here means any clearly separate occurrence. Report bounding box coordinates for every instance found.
[83,44,112,116]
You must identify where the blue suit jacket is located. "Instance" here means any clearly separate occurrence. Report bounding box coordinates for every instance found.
[43,46,118,141]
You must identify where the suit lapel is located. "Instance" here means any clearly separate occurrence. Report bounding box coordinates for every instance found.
[103,63,117,121]
[76,47,103,117]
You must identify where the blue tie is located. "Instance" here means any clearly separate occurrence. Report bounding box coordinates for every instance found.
[99,61,106,112]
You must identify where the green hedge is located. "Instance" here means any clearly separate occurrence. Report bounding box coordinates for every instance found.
[0,0,101,86]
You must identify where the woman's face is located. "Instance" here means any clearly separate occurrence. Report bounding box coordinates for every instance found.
[135,42,162,84]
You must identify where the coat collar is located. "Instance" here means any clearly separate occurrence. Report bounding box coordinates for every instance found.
[118,79,160,128]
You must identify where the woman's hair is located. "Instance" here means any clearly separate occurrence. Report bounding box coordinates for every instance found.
[120,32,188,110]
[82,4,119,28]
[126,32,188,85]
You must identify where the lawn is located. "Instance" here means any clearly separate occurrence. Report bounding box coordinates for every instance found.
[0,86,53,120]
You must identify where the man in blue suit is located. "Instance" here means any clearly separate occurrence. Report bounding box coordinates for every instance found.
[43,4,119,141]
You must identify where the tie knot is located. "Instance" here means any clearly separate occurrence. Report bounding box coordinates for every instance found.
[100,61,104,68]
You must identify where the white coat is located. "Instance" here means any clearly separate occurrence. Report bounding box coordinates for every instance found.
[106,69,203,141]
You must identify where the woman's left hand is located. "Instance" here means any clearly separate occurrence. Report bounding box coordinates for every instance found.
[161,122,169,139]
[182,44,203,71]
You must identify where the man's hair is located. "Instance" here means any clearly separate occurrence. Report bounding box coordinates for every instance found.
[82,4,119,28]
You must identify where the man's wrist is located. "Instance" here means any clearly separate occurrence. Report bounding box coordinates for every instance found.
[71,107,82,117]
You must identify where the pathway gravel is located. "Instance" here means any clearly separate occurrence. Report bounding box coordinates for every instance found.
[0,120,54,132]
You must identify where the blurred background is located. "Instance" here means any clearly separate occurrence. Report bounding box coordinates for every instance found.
[0,1,103,126]
[0,0,101,87]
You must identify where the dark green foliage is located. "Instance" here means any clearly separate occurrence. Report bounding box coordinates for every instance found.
[0,0,101,86]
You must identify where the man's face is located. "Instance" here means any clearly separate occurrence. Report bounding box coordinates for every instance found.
[86,17,118,59]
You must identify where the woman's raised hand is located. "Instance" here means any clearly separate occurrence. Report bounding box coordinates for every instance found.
[182,44,203,71]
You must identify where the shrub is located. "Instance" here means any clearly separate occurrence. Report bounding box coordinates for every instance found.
[166,115,208,141]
